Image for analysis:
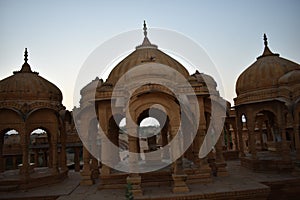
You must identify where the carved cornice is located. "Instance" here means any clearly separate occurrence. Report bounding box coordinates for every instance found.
[0,100,64,115]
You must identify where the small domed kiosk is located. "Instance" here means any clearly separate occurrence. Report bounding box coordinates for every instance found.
[0,49,68,190]
[76,22,229,196]
[234,34,300,172]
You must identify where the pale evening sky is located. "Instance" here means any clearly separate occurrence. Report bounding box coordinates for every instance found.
[0,0,299,110]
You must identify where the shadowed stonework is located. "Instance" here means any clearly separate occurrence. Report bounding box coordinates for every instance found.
[0,23,300,199]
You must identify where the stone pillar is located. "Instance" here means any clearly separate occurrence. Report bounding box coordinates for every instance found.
[108,125,120,166]
[126,116,142,197]
[13,156,17,170]
[43,150,48,167]
[51,130,59,175]
[0,135,4,172]
[74,147,81,172]
[242,124,249,152]
[248,117,257,160]
[226,127,231,151]
[161,124,169,160]
[20,131,29,178]
[258,122,264,150]
[170,124,189,193]
[195,97,211,183]
[34,149,39,167]
[292,123,300,175]
[80,146,94,185]
[294,124,300,161]
[60,130,68,172]
[233,123,239,151]
[280,126,290,161]
[215,129,228,176]
[236,114,245,157]
[91,156,99,179]
[100,132,111,175]
[229,125,236,150]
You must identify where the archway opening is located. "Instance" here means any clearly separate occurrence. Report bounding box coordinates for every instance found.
[139,117,161,160]
[254,111,278,153]
[137,107,169,162]
[29,128,49,168]
[1,129,22,171]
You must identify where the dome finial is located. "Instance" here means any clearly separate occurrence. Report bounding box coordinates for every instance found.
[257,33,279,59]
[143,20,147,38]
[24,48,28,63]
[15,48,33,73]
[136,20,158,49]
[263,33,268,47]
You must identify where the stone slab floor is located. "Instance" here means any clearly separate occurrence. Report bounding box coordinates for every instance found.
[0,160,300,200]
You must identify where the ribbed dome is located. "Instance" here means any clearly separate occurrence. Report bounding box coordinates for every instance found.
[190,70,217,88]
[236,35,300,95]
[0,49,62,103]
[278,69,300,85]
[107,48,189,85]
[106,22,189,85]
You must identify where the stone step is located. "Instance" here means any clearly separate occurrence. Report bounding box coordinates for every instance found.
[0,184,19,191]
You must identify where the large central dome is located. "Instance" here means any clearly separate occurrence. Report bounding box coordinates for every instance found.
[106,21,189,85]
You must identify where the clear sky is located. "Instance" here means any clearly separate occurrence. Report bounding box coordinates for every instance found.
[1,0,299,110]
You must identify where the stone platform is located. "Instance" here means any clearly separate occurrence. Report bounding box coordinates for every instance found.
[0,161,300,200]
[0,167,68,191]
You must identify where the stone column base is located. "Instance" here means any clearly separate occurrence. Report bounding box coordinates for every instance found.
[216,162,228,176]
[172,174,189,193]
[80,171,94,185]
[126,175,143,197]
[187,169,212,184]
[292,161,300,176]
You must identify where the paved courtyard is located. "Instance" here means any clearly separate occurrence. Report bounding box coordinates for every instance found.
[1,160,299,200]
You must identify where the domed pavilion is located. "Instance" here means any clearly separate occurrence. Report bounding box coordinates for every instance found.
[76,21,229,196]
[0,49,68,189]
[234,34,300,172]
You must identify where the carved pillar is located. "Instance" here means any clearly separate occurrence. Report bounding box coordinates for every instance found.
[126,115,142,197]
[237,113,245,157]
[292,123,300,175]
[80,146,94,185]
[34,148,39,167]
[280,127,290,161]
[161,124,169,160]
[0,134,4,172]
[51,128,59,175]
[247,117,257,160]
[74,147,81,172]
[198,97,210,169]
[215,129,228,176]
[91,156,99,179]
[294,124,300,161]
[100,131,111,175]
[43,150,48,167]
[20,130,29,178]
[60,129,68,172]
[108,124,120,165]
[194,97,211,184]
[226,126,230,150]
[229,124,236,150]
[170,123,189,193]
[258,122,264,150]
[233,123,239,151]
[13,156,17,169]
